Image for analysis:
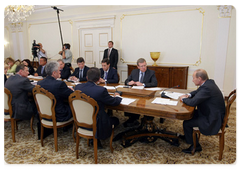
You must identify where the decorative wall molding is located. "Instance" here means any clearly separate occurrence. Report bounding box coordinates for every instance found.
[218,5,232,18]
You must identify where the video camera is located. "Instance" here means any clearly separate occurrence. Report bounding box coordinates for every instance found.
[31,40,40,59]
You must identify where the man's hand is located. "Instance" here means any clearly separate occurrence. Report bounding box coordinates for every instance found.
[128,80,135,86]
[135,81,143,86]
[180,94,189,101]
[99,78,106,83]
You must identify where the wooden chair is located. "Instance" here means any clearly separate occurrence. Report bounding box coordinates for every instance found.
[32,85,74,152]
[69,90,114,164]
[191,89,236,160]
[4,87,16,142]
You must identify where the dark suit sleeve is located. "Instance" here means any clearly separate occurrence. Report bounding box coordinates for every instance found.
[144,70,158,87]
[125,69,137,85]
[59,81,73,99]
[113,49,118,69]
[101,88,122,106]
[103,49,107,59]
[71,68,78,78]
[183,86,211,107]
[61,67,71,79]
[22,78,35,92]
[107,68,118,83]
[80,66,89,82]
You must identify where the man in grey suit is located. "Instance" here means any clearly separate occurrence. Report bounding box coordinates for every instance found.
[5,64,36,120]
[180,69,225,154]
[124,58,158,127]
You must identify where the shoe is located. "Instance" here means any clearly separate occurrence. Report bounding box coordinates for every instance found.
[123,119,140,128]
[89,139,103,149]
[159,118,165,123]
[178,134,186,141]
[182,144,202,154]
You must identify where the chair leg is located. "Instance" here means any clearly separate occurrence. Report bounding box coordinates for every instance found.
[93,138,98,164]
[87,139,90,146]
[191,131,197,155]
[53,128,58,152]
[110,128,114,153]
[10,119,16,142]
[219,134,224,160]
[76,135,79,159]
[30,115,35,134]
[72,124,76,143]
[41,124,44,147]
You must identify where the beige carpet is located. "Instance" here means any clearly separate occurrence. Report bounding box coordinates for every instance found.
[4,102,236,164]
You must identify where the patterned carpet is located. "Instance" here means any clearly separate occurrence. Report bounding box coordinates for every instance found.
[4,102,236,164]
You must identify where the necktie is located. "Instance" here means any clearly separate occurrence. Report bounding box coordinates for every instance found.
[104,71,108,80]
[108,48,111,58]
[140,72,144,83]
[41,66,44,75]
[79,69,83,79]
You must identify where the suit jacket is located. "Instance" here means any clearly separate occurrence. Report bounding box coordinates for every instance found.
[125,68,158,87]
[60,65,71,79]
[37,76,73,122]
[71,66,89,81]
[75,81,122,139]
[182,79,225,135]
[5,74,35,119]
[100,67,118,83]
[103,48,118,69]
[35,65,47,77]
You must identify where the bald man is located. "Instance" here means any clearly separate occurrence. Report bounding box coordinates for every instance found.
[180,69,225,154]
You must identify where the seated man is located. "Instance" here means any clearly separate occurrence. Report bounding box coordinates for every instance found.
[57,59,71,79]
[99,58,118,84]
[124,58,158,127]
[34,57,47,77]
[69,57,89,82]
[37,61,73,122]
[75,67,122,147]
[180,69,225,154]
[5,64,36,120]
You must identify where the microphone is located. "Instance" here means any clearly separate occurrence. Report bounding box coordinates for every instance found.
[161,85,180,98]
[51,6,64,12]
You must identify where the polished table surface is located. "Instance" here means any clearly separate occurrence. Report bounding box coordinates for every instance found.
[29,77,194,121]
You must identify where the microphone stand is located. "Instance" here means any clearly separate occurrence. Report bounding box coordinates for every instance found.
[52,6,64,48]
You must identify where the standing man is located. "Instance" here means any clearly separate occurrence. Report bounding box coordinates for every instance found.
[180,69,225,154]
[34,57,47,77]
[57,59,71,79]
[69,57,89,82]
[124,58,158,127]
[75,67,122,146]
[36,43,47,62]
[59,43,72,68]
[99,58,119,84]
[103,41,118,70]
[37,61,73,122]
[5,64,36,120]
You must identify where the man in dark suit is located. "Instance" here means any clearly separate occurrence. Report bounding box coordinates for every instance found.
[99,58,118,84]
[69,57,89,82]
[57,59,71,79]
[75,67,122,145]
[34,57,47,77]
[180,69,225,154]
[37,61,73,122]
[124,58,158,127]
[103,41,118,69]
[5,64,36,120]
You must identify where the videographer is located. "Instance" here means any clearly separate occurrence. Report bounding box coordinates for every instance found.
[58,43,72,67]
[32,41,47,63]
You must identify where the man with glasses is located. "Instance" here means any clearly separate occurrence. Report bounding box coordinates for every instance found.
[124,58,157,127]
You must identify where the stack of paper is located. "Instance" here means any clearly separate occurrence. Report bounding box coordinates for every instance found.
[131,86,144,90]
[104,86,116,90]
[159,91,185,100]
[120,97,136,105]
[144,87,162,91]
[152,97,178,106]
[27,75,43,79]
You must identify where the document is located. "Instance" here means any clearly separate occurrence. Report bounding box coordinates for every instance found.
[144,87,162,91]
[131,86,144,90]
[151,97,178,106]
[159,91,185,100]
[104,86,116,90]
[115,85,125,89]
[27,75,43,79]
[120,97,136,105]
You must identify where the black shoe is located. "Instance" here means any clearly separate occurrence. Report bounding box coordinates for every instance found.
[159,118,165,123]
[178,134,186,141]
[182,144,202,154]
[123,119,140,128]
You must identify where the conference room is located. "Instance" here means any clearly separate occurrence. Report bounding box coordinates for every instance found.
[4,4,236,165]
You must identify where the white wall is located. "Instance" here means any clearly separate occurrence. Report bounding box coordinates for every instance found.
[4,5,236,96]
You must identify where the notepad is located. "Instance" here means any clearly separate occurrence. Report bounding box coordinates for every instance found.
[120,97,136,105]
[159,91,185,100]
[131,86,144,90]
[104,86,116,90]
[151,97,178,106]
[144,87,162,91]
